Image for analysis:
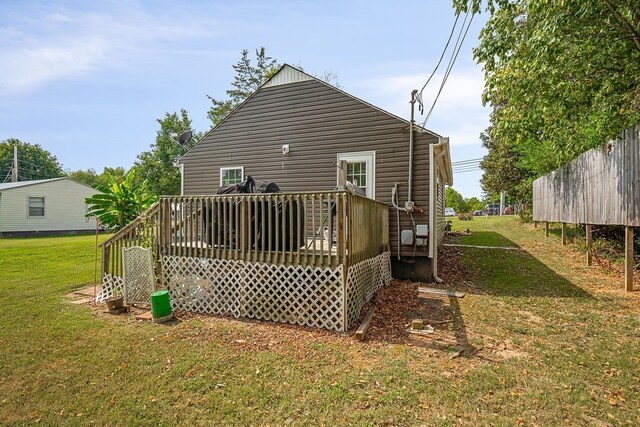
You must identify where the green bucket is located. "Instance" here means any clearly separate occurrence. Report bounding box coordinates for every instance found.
[150,290,172,321]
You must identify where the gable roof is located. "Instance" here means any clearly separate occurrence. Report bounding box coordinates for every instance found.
[0,178,66,191]
[181,63,442,161]
[0,177,96,192]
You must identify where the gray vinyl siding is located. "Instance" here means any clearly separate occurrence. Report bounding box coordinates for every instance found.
[182,79,438,257]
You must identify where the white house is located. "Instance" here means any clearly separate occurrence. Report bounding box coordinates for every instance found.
[0,178,100,237]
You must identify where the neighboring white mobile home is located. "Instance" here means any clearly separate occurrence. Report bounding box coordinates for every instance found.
[0,178,99,237]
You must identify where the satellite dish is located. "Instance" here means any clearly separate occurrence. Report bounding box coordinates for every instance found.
[178,130,193,147]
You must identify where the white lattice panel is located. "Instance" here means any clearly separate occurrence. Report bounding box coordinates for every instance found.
[344,251,392,329]
[96,273,123,302]
[122,246,156,305]
[161,256,345,331]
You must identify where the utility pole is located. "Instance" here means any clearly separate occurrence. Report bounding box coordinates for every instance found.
[407,89,418,209]
[12,145,18,182]
[499,191,505,215]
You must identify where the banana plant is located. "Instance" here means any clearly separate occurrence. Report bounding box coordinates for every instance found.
[85,169,157,231]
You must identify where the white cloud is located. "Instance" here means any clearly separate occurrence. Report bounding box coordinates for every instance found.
[0,5,211,95]
[354,68,490,146]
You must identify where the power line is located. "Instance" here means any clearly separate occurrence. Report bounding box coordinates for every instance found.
[451,157,483,165]
[452,168,483,174]
[452,169,482,173]
[2,168,12,183]
[421,10,475,127]
[418,13,461,97]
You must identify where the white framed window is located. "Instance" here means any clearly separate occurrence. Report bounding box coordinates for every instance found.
[337,151,376,198]
[28,196,45,217]
[220,166,244,186]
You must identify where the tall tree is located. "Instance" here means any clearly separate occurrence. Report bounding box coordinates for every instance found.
[207,47,279,126]
[478,127,533,201]
[453,0,640,192]
[134,109,200,196]
[0,139,65,182]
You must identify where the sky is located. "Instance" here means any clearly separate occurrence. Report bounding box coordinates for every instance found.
[0,0,489,198]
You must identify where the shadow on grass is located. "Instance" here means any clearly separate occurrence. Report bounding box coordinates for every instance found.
[453,231,520,248]
[441,233,593,299]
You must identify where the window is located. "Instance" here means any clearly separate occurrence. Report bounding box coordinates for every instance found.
[346,161,367,189]
[337,151,376,198]
[28,196,45,217]
[220,167,244,186]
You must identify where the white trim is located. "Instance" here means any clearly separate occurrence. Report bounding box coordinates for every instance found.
[337,151,376,198]
[27,195,46,218]
[429,144,435,259]
[220,166,244,187]
[180,164,185,196]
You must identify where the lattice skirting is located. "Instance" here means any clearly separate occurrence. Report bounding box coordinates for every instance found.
[97,273,123,302]
[344,252,392,330]
[160,252,391,332]
[161,256,345,331]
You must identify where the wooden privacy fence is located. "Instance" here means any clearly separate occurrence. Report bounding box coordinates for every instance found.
[533,124,640,226]
[99,191,392,330]
[533,123,640,291]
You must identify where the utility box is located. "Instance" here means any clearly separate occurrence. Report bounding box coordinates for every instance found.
[416,224,429,237]
[401,229,414,245]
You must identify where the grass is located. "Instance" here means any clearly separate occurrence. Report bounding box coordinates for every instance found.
[1,220,640,426]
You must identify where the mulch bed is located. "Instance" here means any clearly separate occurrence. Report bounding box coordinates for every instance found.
[361,244,473,345]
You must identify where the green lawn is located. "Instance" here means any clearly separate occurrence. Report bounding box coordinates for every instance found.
[1,220,639,426]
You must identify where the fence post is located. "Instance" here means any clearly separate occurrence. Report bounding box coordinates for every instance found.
[534,221,538,229]
[585,224,593,266]
[625,226,634,291]
[545,222,549,237]
[562,223,567,245]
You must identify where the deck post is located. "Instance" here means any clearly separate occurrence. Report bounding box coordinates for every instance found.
[561,223,567,245]
[101,245,109,282]
[585,224,593,266]
[625,226,634,291]
[337,160,347,190]
[545,222,549,237]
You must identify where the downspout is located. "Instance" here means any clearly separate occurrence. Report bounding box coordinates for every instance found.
[391,184,406,260]
[429,139,449,284]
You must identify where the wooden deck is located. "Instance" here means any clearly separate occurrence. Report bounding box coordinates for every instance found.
[101,191,388,278]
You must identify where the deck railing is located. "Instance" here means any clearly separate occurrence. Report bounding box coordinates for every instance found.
[101,202,160,279]
[102,191,389,279]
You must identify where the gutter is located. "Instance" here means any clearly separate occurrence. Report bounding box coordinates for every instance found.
[428,137,451,283]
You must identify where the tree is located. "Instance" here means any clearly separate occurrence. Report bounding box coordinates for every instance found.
[452,0,640,189]
[478,127,534,201]
[466,196,484,212]
[85,169,156,231]
[445,187,469,212]
[0,138,65,182]
[68,166,128,188]
[207,47,279,126]
[68,168,98,186]
[134,109,201,196]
